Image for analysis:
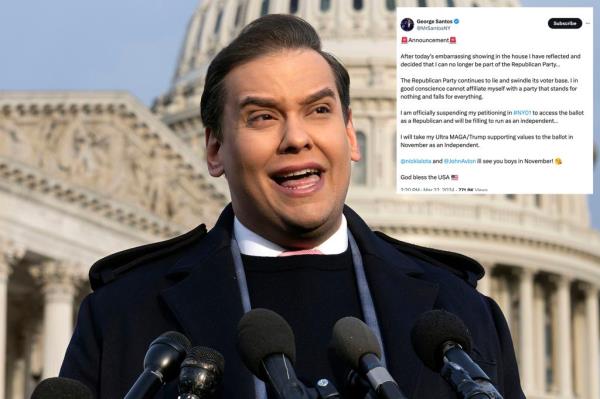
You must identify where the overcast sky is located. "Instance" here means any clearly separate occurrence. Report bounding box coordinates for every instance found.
[0,0,597,229]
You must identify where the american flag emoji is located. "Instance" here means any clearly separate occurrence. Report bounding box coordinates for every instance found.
[451,175,459,180]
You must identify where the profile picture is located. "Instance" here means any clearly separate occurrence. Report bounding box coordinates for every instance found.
[401,17,415,32]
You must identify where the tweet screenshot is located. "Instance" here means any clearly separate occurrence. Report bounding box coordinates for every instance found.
[396,8,593,194]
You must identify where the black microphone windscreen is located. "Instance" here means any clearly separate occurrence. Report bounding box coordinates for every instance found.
[410,309,473,371]
[330,317,381,370]
[31,377,93,399]
[144,330,192,383]
[179,346,225,396]
[152,330,191,352]
[183,346,225,372]
[237,308,296,378]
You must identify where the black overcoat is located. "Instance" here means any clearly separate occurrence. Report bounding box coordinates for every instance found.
[60,204,525,399]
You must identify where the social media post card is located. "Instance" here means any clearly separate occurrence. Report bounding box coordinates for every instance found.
[396,8,593,194]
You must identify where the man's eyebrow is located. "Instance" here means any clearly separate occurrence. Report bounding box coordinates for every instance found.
[238,88,336,109]
[299,88,336,106]
[239,96,278,109]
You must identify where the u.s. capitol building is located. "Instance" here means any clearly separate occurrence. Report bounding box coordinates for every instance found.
[0,0,598,398]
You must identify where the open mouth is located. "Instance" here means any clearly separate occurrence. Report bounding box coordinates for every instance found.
[272,168,322,190]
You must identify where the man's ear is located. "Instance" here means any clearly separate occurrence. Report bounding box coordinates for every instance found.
[345,108,361,162]
[205,127,225,177]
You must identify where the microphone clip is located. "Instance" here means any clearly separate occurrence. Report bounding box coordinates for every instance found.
[313,378,341,399]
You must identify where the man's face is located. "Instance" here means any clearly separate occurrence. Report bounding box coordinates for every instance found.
[206,49,360,248]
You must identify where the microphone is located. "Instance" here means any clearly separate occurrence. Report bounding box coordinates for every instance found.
[411,309,503,399]
[330,317,407,399]
[177,346,225,399]
[31,377,93,399]
[237,308,311,399]
[124,331,191,399]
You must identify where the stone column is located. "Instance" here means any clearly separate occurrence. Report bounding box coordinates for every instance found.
[10,357,26,399]
[0,239,25,398]
[518,268,536,395]
[555,276,573,397]
[584,284,599,399]
[533,282,546,393]
[0,255,10,399]
[222,0,241,44]
[495,274,513,331]
[477,263,493,297]
[25,326,43,398]
[30,260,81,379]
[372,117,384,188]
[571,289,586,398]
[179,11,201,74]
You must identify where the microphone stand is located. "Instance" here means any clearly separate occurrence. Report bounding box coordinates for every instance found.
[440,361,503,399]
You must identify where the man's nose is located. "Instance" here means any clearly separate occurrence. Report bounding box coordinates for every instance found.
[279,116,313,153]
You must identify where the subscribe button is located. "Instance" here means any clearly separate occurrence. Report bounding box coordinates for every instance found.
[548,18,582,29]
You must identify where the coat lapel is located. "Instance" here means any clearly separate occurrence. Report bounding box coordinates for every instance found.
[158,205,255,398]
[345,206,440,398]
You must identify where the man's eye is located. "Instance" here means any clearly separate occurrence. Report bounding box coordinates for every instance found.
[314,106,330,114]
[248,113,275,124]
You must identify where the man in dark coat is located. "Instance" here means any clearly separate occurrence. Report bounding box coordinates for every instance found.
[60,14,525,399]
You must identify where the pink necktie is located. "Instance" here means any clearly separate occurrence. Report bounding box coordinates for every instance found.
[278,249,323,257]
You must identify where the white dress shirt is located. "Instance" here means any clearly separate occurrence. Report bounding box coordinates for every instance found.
[233,216,349,256]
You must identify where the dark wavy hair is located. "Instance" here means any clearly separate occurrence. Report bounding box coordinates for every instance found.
[200,14,350,141]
